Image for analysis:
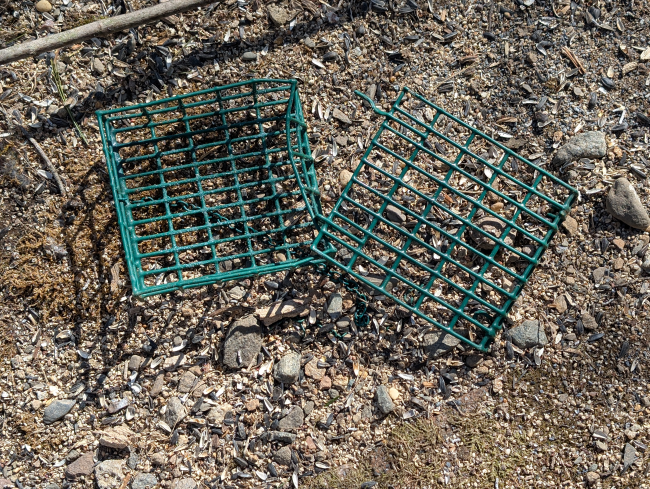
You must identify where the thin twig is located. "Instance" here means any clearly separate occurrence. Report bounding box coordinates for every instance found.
[0,104,67,196]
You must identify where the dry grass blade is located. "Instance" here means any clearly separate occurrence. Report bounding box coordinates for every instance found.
[50,58,89,146]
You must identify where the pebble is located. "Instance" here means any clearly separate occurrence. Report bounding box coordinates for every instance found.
[95,459,125,489]
[128,355,144,371]
[268,431,296,443]
[92,58,106,76]
[0,481,11,489]
[335,135,348,146]
[279,406,305,430]
[132,473,158,489]
[43,399,75,424]
[273,351,301,384]
[274,446,293,466]
[612,238,626,250]
[562,215,579,236]
[623,443,637,468]
[384,205,406,224]
[340,169,353,186]
[606,178,650,230]
[206,404,232,425]
[65,452,95,479]
[242,52,258,62]
[551,131,606,167]
[256,299,306,326]
[508,320,548,349]
[422,330,462,358]
[99,425,136,450]
[388,387,400,400]
[150,374,165,397]
[222,315,261,369]
[304,357,325,380]
[178,371,197,393]
[375,385,395,414]
[326,292,343,319]
[585,471,600,486]
[267,4,291,26]
[35,0,52,12]
[173,478,198,489]
[163,353,185,371]
[150,452,167,466]
[320,376,332,390]
[164,397,187,428]
[332,108,351,125]
[245,398,259,411]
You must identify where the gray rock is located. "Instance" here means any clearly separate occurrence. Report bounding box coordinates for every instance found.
[326,293,343,319]
[606,178,650,230]
[273,351,301,384]
[268,4,291,25]
[127,452,140,470]
[242,52,257,62]
[44,484,61,489]
[173,479,197,489]
[423,331,462,358]
[223,315,262,369]
[508,320,548,349]
[150,374,165,397]
[278,406,304,431]
[150,452,167,466]
[384,205,406,224]
[43,399,75,424]
[92,58,106,76]
[65,451,95,479]
[274,446,292,466]
[376,385,395,414]
[206,404,232,426]
[551,131,607,167]
[178,371,196,393]
[0,480,11,489]
[592,266,609,283]
[131,473,158,489]
[128,355,144,371]
[268,431,296,443]
[94,459,125,489]
[164,397,186,428]
[66,449,81,462]
[332,108,351,125]
[304,400,314,416]
[623,443,637,469]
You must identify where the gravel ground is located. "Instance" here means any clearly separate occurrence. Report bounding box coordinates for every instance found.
[1,0,650,488]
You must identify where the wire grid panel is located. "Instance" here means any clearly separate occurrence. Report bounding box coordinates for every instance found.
[312,87,578,351]
[97,79,322,298]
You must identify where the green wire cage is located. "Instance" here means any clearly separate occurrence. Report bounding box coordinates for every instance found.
[310,88,578,351]
[97,79,322,297]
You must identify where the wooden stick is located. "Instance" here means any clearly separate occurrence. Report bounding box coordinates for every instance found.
[0,0,218,66]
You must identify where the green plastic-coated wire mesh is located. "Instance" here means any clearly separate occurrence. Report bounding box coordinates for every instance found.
[97,79,322,298]
[311,87,578,352]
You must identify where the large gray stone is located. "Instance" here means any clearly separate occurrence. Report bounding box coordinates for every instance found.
[273,351,301,384]
[177,371,197,393]
[43,399,75,424]
[131,473,158,489]
[94,459,125,489]
[326,293,343,319]
[278,406,304,431]
[551,131,607,167]
[606,178,650,230]
[375,385,395,415]
[508,320,548,349]
[164,397,186,428]
[267,4,291,25]
[222,315,262,369]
